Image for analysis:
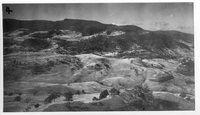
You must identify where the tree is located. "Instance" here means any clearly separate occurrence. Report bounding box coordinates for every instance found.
[124,85,154,110]
[34,104,40,108]
[180,92,186,98]
[76,90,80,95]
[14,96,21,101]
[8,92,14,96]
[17,92,22,95]
[92,97,99,101]
[109,88,120,96]
[99,90,109,100]
[44,92,61,104]
[82,90,85,94]
[64,91,73,101]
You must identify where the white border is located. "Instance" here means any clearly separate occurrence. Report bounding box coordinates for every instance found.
[0,0,200,115]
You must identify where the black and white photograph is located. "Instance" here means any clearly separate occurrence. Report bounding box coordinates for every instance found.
[1,1,197,112]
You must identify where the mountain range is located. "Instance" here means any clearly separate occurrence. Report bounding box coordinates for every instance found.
[3,18,194,58]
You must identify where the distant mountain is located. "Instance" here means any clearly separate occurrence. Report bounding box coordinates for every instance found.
[3,18,193,58]
[3,18,142,36]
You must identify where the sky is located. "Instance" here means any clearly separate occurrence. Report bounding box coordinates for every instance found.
[3,3,194,33]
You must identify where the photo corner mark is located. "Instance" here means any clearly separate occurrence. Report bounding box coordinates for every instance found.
[6,7,13,14]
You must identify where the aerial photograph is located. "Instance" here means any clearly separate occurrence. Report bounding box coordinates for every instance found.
[2,3,194,112]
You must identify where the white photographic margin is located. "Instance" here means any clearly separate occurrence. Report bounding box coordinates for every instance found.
[0,0,199,115]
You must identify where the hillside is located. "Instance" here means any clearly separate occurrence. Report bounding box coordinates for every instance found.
[3,18,194,111]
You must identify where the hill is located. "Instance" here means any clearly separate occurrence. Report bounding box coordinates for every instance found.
[3,18,194,111]
[3,18,142,36]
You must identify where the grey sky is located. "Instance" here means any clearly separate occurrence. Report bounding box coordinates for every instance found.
[3,3,193,33]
